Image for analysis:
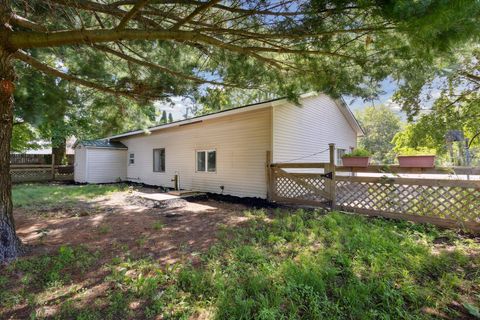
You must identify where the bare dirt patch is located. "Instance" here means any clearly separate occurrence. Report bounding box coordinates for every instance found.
[14,188,251,265]
[3,189,256,319]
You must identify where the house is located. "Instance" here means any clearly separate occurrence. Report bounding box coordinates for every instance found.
[74,92,363,199]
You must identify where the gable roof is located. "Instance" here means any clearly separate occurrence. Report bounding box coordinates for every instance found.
[74,139,128,149]
[107,92,363,140]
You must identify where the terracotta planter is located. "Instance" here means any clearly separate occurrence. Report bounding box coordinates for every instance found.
[397,155,435,168]
[341,156,370,167]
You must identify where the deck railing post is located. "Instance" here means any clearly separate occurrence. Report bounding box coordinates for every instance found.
[328,143,337,210]
[266,151,273,201]
[51,154,55,180]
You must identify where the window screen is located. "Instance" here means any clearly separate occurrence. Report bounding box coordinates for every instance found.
[129,153,135,165]
[153,148,165,172]
[197,151,206,171]
[207,151,216,172]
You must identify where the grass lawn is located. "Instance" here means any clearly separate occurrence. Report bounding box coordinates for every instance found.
[12,183,130,208]
[3,193,480,319]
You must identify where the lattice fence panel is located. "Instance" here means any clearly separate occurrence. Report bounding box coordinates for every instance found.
[11,168,52,183]
[10,166,74,183]
[274,174,329,203]
[336,180,480,223]
[54,166,74,181]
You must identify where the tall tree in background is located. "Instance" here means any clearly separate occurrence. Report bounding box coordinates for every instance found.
[392,46,480,162]
[160,110,168,123]
[356,105,402,163]
[1,0,479,261]
[13,62,156,158]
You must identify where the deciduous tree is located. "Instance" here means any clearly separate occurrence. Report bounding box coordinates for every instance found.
[356,105,402,164]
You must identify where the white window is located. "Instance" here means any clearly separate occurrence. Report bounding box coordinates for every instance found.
[153,148,165,172]
[337,149,346,165]
[196,150,216,172]
[129,153,135,165]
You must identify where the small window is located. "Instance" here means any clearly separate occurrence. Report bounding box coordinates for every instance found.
[197,150,216,172]
[337,149,346,165]
[153,148,165,172]
[129,153,135,165]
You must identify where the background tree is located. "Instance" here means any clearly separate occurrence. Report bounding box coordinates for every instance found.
[13,60,156,159]
[11,123,41,152]
[392,45,480,164]
[355,105,402,164]
[1,0,479,262]
[160,110,167,124]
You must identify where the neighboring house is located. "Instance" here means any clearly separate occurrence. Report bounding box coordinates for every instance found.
[74,92,363,199]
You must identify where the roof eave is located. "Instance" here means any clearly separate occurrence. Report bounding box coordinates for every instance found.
[107,99,285,140]
[336,97,365,137]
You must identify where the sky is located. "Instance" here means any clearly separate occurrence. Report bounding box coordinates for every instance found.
[157,80,400,122]
[345,79,398,112]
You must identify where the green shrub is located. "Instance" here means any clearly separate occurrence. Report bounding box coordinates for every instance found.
[397,147,436,156]
[342,148,371,157]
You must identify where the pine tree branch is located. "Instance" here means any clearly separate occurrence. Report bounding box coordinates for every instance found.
[461,72,480,83]
[10,14,47,32]
[110,0,363,17]
[170,0,221,30]
[116,0,150,30]
[244,46,358,60]
[8,29,285,69]
[92,44,253,88]
[48,0,161,28]
[13,50,140,99]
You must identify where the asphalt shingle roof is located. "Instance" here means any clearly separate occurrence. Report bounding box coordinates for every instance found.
[76,140,127,149]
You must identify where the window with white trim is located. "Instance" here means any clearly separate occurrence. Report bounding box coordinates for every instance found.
[153,148,165,172]
[129,153,135,165]
[336,149,346,165]
[196,150,216,172]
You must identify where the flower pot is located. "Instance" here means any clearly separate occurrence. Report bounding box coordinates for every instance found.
[397,155,435,168]
[341,156,370,167]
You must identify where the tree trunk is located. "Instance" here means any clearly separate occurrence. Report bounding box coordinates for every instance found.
[0,44,22,262]
[52,138,66,165]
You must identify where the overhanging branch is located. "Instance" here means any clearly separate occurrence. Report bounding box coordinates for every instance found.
[170,0,221,30]
[13,50,139,99]
[116,0,150,30]
[10,14,47,32]
[93,44,251,88]
[8,29,284,69]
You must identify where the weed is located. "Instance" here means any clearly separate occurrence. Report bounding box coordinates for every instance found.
[98,225,111,235]
[136,236,148,247]
[152,221,164,231]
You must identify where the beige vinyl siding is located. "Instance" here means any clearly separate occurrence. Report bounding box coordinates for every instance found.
[121,108,271,198]
[84,148,127,183]
[74,146,87,183]
[272,94,357,164]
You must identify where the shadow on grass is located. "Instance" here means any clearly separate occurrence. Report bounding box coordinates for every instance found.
[2,207,479,319]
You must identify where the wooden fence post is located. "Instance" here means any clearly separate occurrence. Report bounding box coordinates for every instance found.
[51,154,55,180]
[328,143,337,210]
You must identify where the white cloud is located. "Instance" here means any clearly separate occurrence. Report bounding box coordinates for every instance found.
[384,98,402,112]
[154,96,199,121]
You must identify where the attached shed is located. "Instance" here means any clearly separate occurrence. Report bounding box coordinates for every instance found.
[73,140,128,183]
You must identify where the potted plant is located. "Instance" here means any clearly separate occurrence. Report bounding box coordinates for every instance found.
[397,147,436,168]
[341,148,371,167]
